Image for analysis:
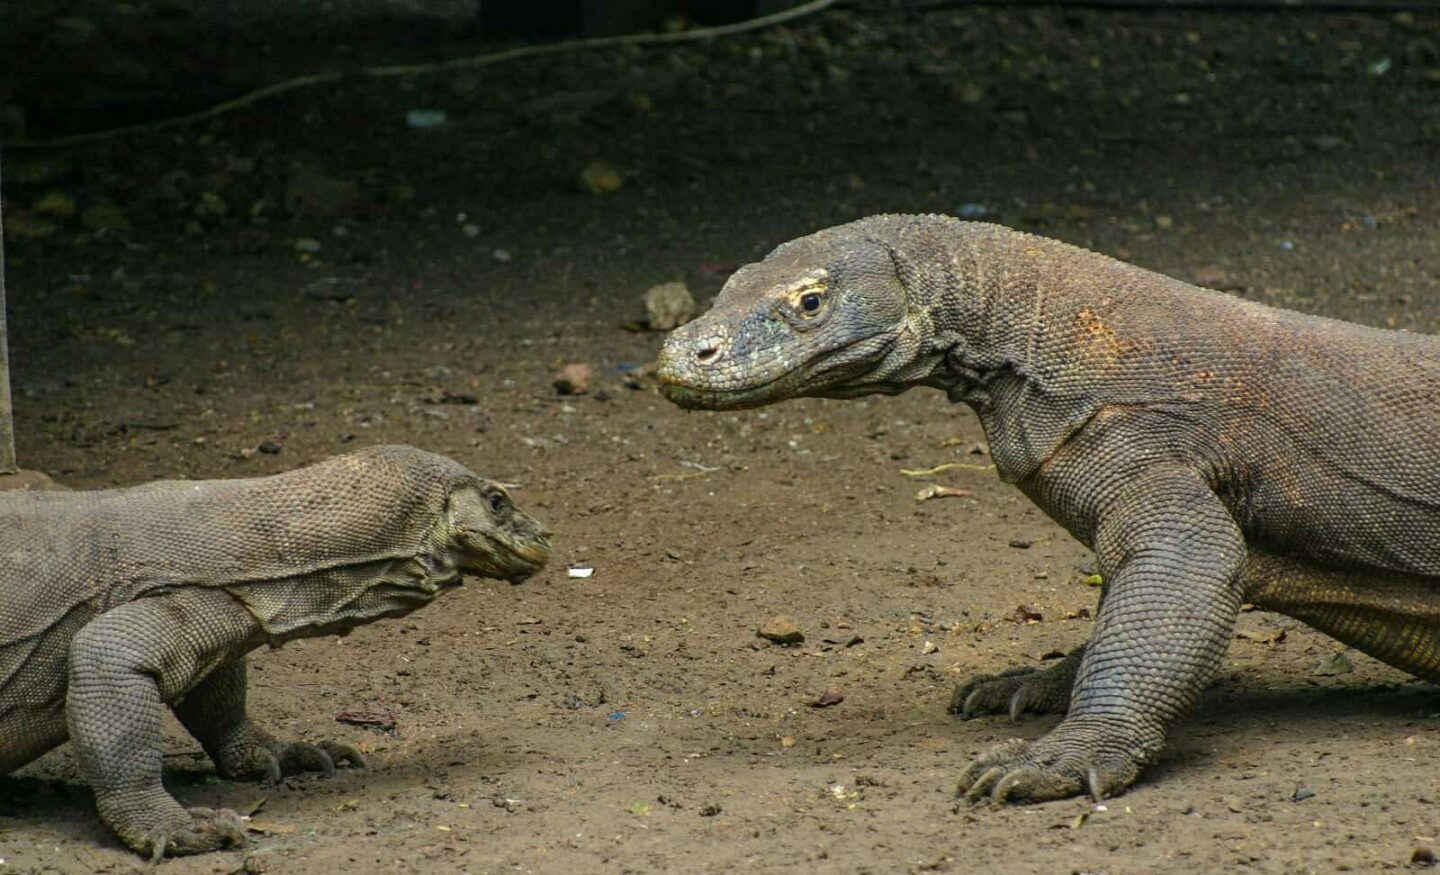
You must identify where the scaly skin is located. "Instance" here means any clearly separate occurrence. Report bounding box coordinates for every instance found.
[656,215,1440,803]
[0,445,551,858]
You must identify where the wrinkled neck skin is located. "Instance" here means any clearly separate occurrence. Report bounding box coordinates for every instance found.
[856,226,1101,486]
[234,522,470,647]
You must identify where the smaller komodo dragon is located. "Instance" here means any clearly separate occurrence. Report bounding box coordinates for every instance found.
[0,444,551,858]
[656,214,1440,805]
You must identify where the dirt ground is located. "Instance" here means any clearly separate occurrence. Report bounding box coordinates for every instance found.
[2,2,1440,873]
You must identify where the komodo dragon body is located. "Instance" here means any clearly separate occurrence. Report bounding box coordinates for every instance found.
[0,444,551,858]
[656,214,1440,803]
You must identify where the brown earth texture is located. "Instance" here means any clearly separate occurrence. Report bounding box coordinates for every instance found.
[2,1,1440,872]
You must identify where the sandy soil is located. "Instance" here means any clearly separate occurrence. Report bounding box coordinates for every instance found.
[2,2,1440,873]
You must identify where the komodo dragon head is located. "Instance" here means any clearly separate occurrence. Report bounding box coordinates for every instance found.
[657,216,946,409]
[446,481,552,584]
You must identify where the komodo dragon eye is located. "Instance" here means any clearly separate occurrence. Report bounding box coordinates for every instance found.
[489,492,507,512]
[800,292,823,313]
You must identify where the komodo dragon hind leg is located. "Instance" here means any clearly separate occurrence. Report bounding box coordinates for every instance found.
[173,657,366,782]
[949,646,1084,721]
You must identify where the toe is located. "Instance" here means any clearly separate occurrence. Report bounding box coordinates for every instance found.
[318,740,367,770]
[144,808,248,858]
[991,766,1082,803]
[279,742,336,777]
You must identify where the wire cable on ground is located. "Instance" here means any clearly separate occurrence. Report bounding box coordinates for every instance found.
[5,0,841,149]
[5,0,1431,149]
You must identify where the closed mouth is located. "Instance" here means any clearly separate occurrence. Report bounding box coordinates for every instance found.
[659,332,896,409]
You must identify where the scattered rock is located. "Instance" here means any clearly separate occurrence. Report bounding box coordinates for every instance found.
[33,190,76,218]
[1313,650,1354,676]
[81,202,130,233]
[1011,605,1043,624]
[285,169,360,218]
[699,803,722,817]
[0,470,68,491]
[1008,538,1032,549]
[916,484,972,502]
[554,363,593,395]
[1413,845,1437,867]
[194,191,230,220]
[52,16,97,47]
[1190,265,1245,292]
[807,688,845,708]
[3,210,59,241]
[10,155,69,186]
[757,615,804,645]
[1291,785,1315,802]
[404,109,448,129]
[578,160,623,194]
[642,281,696,330]
[256,441,283,455]
[0,103,25,142]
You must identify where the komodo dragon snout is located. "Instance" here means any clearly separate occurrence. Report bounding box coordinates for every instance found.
[446,482,552,584]
[657,231,934,409]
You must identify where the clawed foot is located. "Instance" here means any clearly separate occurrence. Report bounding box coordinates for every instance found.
[218,732,367,783]
[955,718,1156,804]
[137,806,247,861]
[949,651,1080,721]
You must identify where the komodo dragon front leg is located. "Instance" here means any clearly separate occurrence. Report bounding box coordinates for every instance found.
[958,466,1246,803]
[67,587,358,859]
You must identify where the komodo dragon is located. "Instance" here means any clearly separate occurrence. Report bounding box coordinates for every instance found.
[0,444,551,858]
[656,214,1440,804]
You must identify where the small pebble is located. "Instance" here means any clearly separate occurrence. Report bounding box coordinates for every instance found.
[757,616,804,645]
[642,281,696,330]
[554,363,593,395]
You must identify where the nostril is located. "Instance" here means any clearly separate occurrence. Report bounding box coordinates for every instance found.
[695,346,719,363]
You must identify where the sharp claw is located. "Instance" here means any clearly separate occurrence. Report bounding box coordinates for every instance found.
[962,688,987,719]
[991,769,1027,803]
[263,750,282,784]
[1087,766,1105,803]
[319,740,368,770]
[1007,688,1028,722]
[147,830,167,865]
[965,765,1008,804]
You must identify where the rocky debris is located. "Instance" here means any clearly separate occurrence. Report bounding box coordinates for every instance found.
[1312,650,1354,677]
[3,210,59,241]
[554,363,593,395]
[578,160,623,194]
[285,168,360,218]
[757,616,804,645]
[807,688,844,708]
[81,202,129,233]
[642,281,696,330]
[32,190,76,218]
[0,104,25,142]
[0,471,68,491]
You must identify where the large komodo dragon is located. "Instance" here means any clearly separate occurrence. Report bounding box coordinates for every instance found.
[656,214,1440,804]
[0,444,551,858]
